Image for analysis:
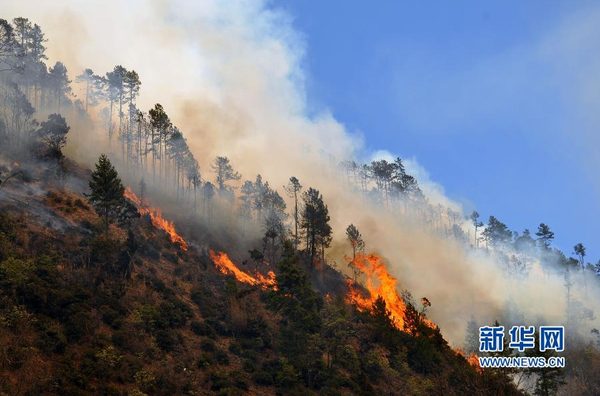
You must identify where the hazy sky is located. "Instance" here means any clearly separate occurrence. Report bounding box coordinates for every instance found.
[2,0,598,262]
[281,1,600,261]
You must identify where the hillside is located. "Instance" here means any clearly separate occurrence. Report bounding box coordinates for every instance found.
[0,160,522,395]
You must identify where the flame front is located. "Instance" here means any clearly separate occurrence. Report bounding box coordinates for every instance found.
[455,349,482,372]
[124,187,188,251]
[346,253,407,329]
[209,250,276,290]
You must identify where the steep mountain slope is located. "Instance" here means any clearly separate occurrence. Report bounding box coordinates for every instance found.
[0,159,522,395]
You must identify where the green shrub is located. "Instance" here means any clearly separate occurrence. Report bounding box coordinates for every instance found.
[36,326,67,354]
[201,339,216,352]
[274,358,299,389]
[197,352,215,369]
[228,342,242,355]
[229,370,249,391]
[209,370,230,392]
[338,344,360,372]
[251,370,274,386]
[155,329,179,351]
[191,320,217,339]
[361,349,388,380]
[162,251,178,264]
[74,198,89,210]
[214,348,230,365]
[242,359,256,373]
[159,298,192,328]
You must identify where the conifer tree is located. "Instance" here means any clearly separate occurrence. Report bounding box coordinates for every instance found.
[300,187,332,267]
[284,176,302,249]
[573,243,586,269]
[211,156,241,192]
[87,154,132,226]
[535,223,555,249]
[346,223,365,282]
[469,211,484,247]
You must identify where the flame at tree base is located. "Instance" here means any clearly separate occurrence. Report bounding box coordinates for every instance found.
[346,253,407,329]
[124,187,188,251]
[209,250,276,290]
[455,349,482,372]
[347,253,480,372]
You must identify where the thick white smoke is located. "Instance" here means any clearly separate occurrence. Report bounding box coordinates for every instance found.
[2,0,598,344]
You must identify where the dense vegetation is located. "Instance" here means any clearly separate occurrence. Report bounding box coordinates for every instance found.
[0,164,523,395]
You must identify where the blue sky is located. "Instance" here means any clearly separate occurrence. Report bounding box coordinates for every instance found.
[280,1,600,261]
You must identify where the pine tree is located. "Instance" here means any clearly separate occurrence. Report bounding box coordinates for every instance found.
[211,156,241,193]
[300,188,332,267]
[0,19,18,72]
[469,211,484,248]
[535,223,555,250]
[284,176,302,250]
[75,69,99,112]
[573,243,586,269]
[87,154,130,226]
[48,61,71,113]
[482,216,512,247]
[346,223,365,282]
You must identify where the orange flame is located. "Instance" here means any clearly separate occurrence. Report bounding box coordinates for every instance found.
[455,348,482,372]
[124,187,188,251]
[346,253,407,329]
[209,250,276,290]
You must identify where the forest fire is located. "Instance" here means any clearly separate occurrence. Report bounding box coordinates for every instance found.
[209,250,276,290]
[346,253,407,329]
[455,349,482,372]
[124,187,188,251]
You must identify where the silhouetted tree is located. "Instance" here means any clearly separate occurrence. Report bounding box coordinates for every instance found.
[36,113,69,160]
[482,216,512,247]
[48,61,71,113]
[346,224,365,282]
[284,176,302,250]
[212,156,241,193]
[148,103,171,183]
[300,188,332,268]
[534,223,554,252]
[469,211,484,248]
[573,243,586,269]
[75,69,99,112]
[0,19,19,72]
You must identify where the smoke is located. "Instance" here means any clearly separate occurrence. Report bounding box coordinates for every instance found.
[2,0,599,344]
